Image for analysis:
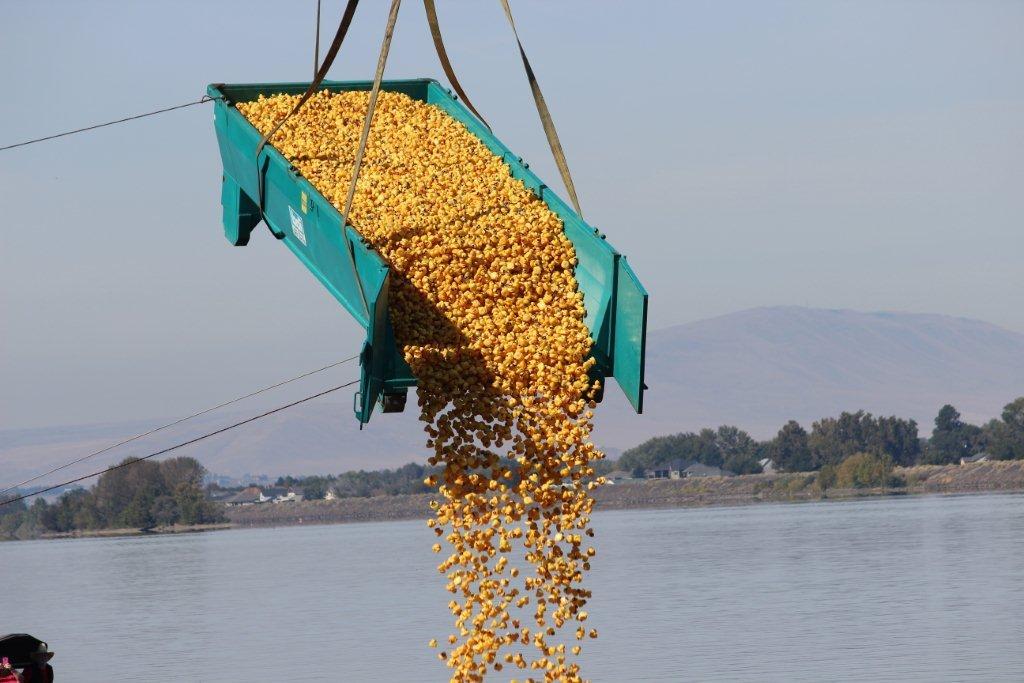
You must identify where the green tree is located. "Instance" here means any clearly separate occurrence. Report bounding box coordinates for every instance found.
[770,421,813,472]
[160,457,206,490]
[924,404,983,465]
[696,429,724,468]
[872,416,921,467]
[47,489,93,532]
[810,411,920,468]
[714,425,762,474]
[120,489,157,529]
[619,431,721,472]
[174,483,224,525]
[300,476,331,501]
[151,495,180,527]
[987,397,1024,460]
[809,412,867,468]
[12,498,52,539]
[0,493,28,538]
[91,458,164,527]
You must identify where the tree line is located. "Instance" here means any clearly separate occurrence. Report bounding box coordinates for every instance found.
[268,457,613,501]
[271,462,439,500]
[1,456,225,540]
[4,398,1020,540]
[619,397,1024,476]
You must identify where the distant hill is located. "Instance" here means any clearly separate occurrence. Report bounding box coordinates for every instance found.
[2,307,1022,484]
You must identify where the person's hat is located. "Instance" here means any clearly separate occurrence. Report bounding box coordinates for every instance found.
[30,643,54,662]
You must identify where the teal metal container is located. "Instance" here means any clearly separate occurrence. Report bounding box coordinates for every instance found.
[208,79,647,424]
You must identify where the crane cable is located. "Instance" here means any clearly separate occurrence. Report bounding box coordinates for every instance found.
[498,0,583,218]
[314,0,322,78]
[254,0,362,181]
[339,0,404,319]
[259,0,489,320]
[423,0,489,130]
[0,380,360,509]
[254,0,368,318]
[340,0,402,254]
[0,355,360,499]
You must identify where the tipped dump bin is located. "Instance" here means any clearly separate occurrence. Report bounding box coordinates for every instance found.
[208,79,647,425]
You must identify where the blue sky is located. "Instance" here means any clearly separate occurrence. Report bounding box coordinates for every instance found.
[1,0,1021,429]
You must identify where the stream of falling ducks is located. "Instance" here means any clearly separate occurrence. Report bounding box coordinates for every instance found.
[238,90,604,682]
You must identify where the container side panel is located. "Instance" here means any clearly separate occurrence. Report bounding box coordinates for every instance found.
[217,80,432,105]
[279,204,378,329]
[562,221,616,373]
[358,270,390,423]
[212,89,384,328]
[613,259,648,413]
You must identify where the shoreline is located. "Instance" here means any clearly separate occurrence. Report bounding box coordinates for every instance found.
[11,461,1024,542]
[38,522,234,541]
[225,459,1024,529]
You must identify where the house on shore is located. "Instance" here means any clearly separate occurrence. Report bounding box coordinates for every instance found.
[645,459,692,480]
[643,460,736,479]
[219,485,304,506]
[206,488,238,504]
[222,486,268,506]
[960,452,990,465]
[758,458,777,474]
[263,486,305,503]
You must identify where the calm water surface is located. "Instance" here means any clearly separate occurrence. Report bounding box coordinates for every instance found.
[2,493,1023,681]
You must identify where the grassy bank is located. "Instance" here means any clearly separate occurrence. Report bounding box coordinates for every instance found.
[38,522,233,540]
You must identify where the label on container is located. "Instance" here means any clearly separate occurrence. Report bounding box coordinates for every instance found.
[288,206,307,246]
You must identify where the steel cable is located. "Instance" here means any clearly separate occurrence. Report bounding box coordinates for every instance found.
[0,355,359,498]
[0,96,215,153]
[0,379,360,508]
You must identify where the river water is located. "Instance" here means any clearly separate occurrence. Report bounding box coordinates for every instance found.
[2,493,1023,682]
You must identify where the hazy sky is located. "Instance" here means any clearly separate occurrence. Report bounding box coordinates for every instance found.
[1,0,1021,430]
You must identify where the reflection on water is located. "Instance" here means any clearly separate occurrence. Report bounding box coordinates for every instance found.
[2,493,1023,682]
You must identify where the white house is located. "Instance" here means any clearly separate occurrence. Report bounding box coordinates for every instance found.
[222,486,267,506]
[960,452,990,466]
